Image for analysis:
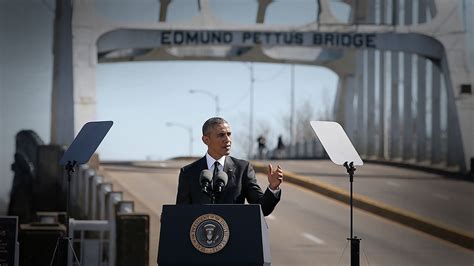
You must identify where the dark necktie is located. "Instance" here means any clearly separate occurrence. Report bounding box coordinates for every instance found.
[213,161,219,178]
[213,161,220,187]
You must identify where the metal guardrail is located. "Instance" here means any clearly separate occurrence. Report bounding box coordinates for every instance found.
[68,219,109,266]
[67,165,136,266]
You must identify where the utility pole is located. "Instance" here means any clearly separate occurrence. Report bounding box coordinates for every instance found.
[290,64,295,144]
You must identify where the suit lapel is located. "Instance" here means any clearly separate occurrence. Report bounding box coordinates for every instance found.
[223,156,237,187]
[197,156,208,171]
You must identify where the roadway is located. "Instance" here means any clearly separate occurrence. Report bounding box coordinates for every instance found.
[101,160,473,266]
[261,160,474,232]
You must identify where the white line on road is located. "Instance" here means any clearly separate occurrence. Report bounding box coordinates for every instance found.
[302,233,325,245]
[386,181,400,187]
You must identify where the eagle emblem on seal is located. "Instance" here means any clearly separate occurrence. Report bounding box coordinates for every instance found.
[190,214,230,254]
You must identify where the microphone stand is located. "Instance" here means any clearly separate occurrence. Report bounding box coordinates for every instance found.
[213,184,226,204]
[202,184,225,204]
[344,161,360,266]
[201,182,216,204]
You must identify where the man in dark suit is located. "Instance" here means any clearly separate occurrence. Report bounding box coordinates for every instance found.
[176,117,283,216]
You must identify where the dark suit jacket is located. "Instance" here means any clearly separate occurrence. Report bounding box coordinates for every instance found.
[176,156,280,216]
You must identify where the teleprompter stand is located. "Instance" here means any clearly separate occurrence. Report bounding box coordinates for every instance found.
[49,160,79,266]
[49,121,113,266]
[310,121,363,266]
[344,161,360,266]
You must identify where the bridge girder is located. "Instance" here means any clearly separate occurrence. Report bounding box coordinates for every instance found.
[51,0,473,172]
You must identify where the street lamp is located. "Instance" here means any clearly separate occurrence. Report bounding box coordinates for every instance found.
[166,122,193,156]
[189,89,220,116]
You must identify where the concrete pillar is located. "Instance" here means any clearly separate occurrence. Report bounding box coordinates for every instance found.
[440,76,448,164]
[352,0,367,24]
[343,76,356,140]
[392,0,399,25]
[447,82,462,168]
[51,0,74,145]
[355,51,365,154]
[374,0,384,159]
[416,56,426,162]
[359,50,368,156]
[415,2,427,162]
[367,50,376,157]
[333,77,347,126]
[116,214,149,266]
[378,51,385,158]
[418,0,427,23]
[431,61,441,164]
[402,1,413,161]
[159,0,171,22]
[256,0,273,23]
[405,0,413,25]
[367,0,376,24]
[390,51,400,159]
[427,0,437,19]
[379,0,386,24]
[72,2,100,137]
[403,52,413,161]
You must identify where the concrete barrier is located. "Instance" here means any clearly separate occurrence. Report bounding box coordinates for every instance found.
[71,165,148,266]
[116,213,149,266]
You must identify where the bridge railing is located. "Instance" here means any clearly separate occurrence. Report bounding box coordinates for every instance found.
[68,164,148,266]
[8,129,149,266]
[278,138,464,175]
[267,139,328,160]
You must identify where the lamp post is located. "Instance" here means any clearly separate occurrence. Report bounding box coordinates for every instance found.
[166,122,193,156]
[189,89,220,116]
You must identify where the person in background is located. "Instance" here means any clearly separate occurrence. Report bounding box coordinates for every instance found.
[257,135,267,159]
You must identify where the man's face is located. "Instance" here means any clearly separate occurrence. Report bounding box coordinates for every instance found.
[202,123,232,159]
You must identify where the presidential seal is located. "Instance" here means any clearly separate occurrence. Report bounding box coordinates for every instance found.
[190,214,230,254]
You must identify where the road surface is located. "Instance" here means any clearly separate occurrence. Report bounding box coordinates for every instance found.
[101,160,473,265]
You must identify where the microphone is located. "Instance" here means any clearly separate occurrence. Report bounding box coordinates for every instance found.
[199,170,213,194]
[214,171,228,193]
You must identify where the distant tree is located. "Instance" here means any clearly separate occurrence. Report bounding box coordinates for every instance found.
[232,115,276,159]
[281,94,334,144]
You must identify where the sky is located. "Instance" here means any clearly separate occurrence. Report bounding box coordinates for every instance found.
[96,61,338,160]
[0,0,340,209]
[90,0,345,160]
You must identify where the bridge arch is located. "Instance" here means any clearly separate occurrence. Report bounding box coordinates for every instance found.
[52,0,472,173]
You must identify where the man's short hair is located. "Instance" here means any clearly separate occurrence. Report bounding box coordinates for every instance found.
[202,117,228,136]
